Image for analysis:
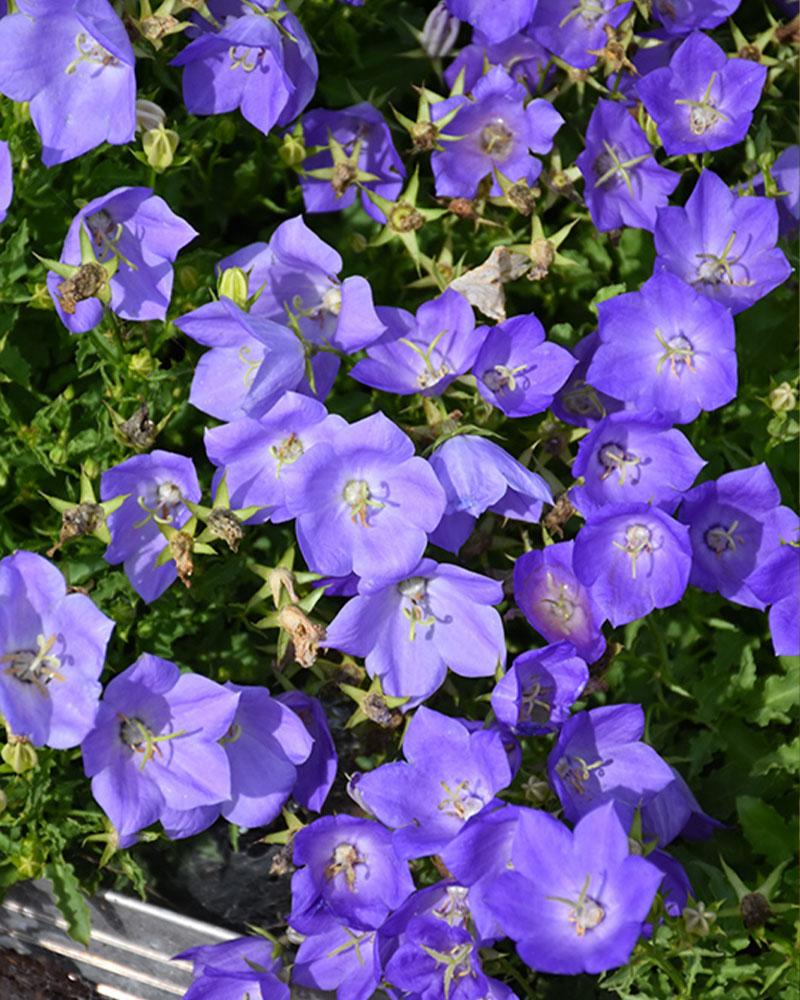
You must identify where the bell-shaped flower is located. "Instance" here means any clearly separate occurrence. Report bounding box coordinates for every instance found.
[491,641,589,736]
[81,654,240,847]
[171,0,317,137]
[276,691,338,812]
[588,271,738,424]
[530,0,633,70]
[0,0,136,165]
[577,99,679,232]
[429,434,552,553]
[0,140,12,223]
[513,541,606,662]
[638,33,766,156]
[473,313,576,417]
[548,705,677,826]
[0,551,114,749]
[205,393,347,524]
[176,936,288,1000]
[175,297,311,421]
[46,187,197,334]
[100,450,201,603]
[299,102,406,223]
[292,919,379,1000]
[483,802,663,974]
[281,412,446,589]
[325,557,505,704]
[654,169,792,314]
[350,707,512,859]
[444,0,538,44]
[570,412,706,516]
[573,504,692,625]
[677,464,797,609]
[290,815,415,933]
[350,289,480,396]
[769,144,799,237]
[219,215,385,353]
[651,0,744,36]
[444,29,551,93]
[432,67,563,198]
[552,330,625,427]
[749,531,800,657]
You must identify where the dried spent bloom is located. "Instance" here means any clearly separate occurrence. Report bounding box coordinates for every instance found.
[484,802,663,974]
[0,551,114,750]
[0,0,136,165]
[81,654,239,847]
[653,169,792,315]
[47,187,197,335]
[589,271,738,424]
[637,32,766,156]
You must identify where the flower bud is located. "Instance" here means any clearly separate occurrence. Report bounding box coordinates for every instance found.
[768,381,796,412]
[280,127,306,168]
[2,735,38,773]
[135,98,166,133]
[421,1,460,59]
[143,124,180,173]
[218,266,250,308]
[683,901,716,936]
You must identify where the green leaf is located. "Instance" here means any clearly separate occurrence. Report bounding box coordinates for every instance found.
[754,658,799,726]
[736,795,797,866]
[46,857,92,946]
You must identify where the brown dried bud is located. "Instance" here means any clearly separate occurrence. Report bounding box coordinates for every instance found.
[277,604,326,668]
[269,844,294,877]
[528,239,556,281]
[543,494,575,539]
[741,892,771,930]
[505,181,536,216]
[120,404,157,449]
[774,16,799,47]
[411,121,440,153]
[56,262,107,315]
[268,567,300,607]
[363,692,402,729]
[738,44,761,62]
[169,531,194,588]
[448,197,477,220]
[140,14,180,40]
[48,502,104,556]
[207,509,244,552]
[390,203,425,233]
[331,162,358,197]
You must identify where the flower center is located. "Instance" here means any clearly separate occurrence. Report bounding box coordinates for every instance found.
[342,479,384,527]
[398,576,436,641]
[694,231,747,287]
[324,842,366,890]
[433,886,471,926]
[321,286,342,316]
[479,120,514,159]
[538,572,580,631]
[654,328,695,376]
[437,780,485,821]
[598,441,641,486]
[65,32,120,74]
[482,363,529,394]
[520,680,553,724]
[117,713,186,770]
[1,635,63,692]
[270,432,305,476]
[705,521,742,555]
[548,875,606,937]
[559,1,606,28]
[419,940,476,996]
[554,754,606,795]
[561,380,606,420]
[593,140,651,195]
[612,522,655,579]
[675,72,730,136]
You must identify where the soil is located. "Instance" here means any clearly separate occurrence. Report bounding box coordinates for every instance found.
[0,947,97,999]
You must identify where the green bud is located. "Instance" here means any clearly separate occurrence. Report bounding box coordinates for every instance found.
[280,129,306,168]
[768,381,796,413]
[128,349,157,378]
[2,737,38,773]
[142,125,180,173]
[215,117,237,144]
[218,266,250,308]
[683,901,716,936]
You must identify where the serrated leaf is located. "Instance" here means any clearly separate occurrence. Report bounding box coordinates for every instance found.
[47,857,91,946]
[754,659,799,726]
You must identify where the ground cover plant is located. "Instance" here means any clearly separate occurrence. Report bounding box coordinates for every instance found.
[0,1,797,998]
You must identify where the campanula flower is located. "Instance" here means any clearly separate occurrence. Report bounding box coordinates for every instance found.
[677,464,797,609]
[577,99,679,232]
[172,0,317,137]
[570,412,706,515]
[81,654,239,847]
[654,169,792,315]
[444,30,551,93]
[473,313,576,417]
[100,450,201,604]
[205,393,347,524]
[432,67,563,198]
[513,541,607,662]
[429,434,552,553]
[292,920,379,1000]
[0,140,12,223]
[47,187,197,335]
[290,815,415,933]
[325,557,505,704]
[484,802,663,974]
[0,551,114,749]
[551,331,625,428]
[281,411,446,589]
[351,707,512,858]
[651,0,743,35]
[276,690,338,812]
[588,271,738,424]
[748,532,800,657]
[444,0,538,44]
[530,0,633,70]
[770,144,800,236]
[350,289,479,397]
[0,0,136,165]
[573,503,692,625]
[638,33,766,156]
[176,936,288,1000]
